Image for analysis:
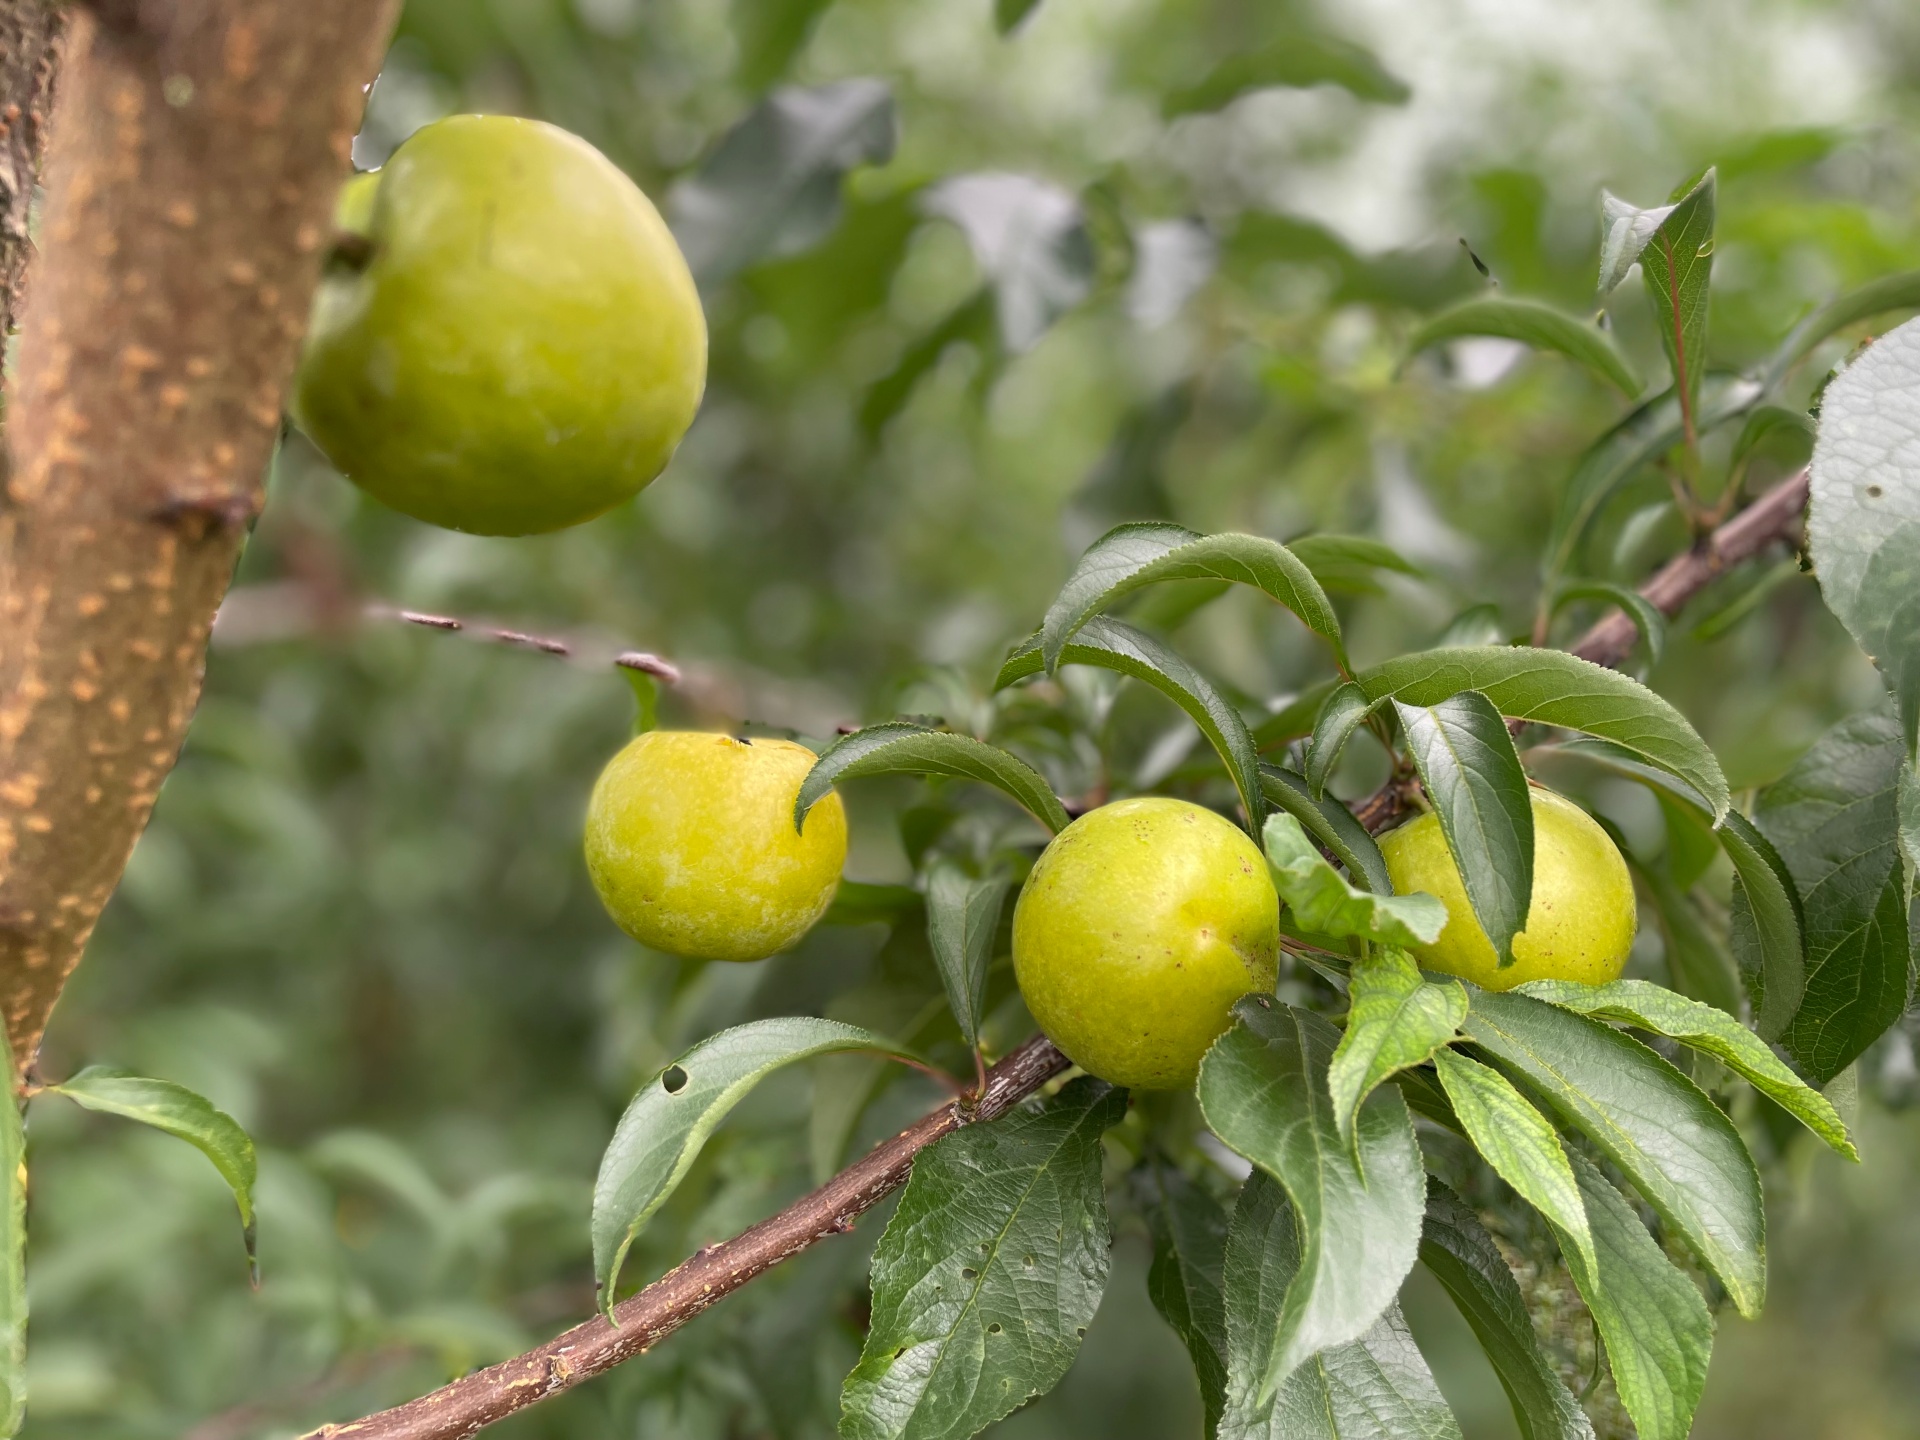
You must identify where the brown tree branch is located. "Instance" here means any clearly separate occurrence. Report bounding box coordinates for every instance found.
[300,467,1816,1440]
[0,0,63,341]
[0,0,400,1081]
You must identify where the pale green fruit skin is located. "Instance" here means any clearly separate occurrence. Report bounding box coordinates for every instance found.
[1379,789,1636,990]
[294,114,707,536]
[585,732,846,963]
[1012,798,1280,1090]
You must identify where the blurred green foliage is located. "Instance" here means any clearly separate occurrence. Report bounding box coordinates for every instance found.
[27,0,1920,1435]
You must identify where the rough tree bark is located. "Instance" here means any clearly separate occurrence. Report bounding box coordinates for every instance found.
[0,0,400,1082]
[0,0,62,338]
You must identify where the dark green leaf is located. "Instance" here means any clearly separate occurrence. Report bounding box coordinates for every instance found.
[1428,1048,1593,1276]
[1407,297,1642,396]
[1516,978,1855,1158]
[841,1077,1126,1440]
[797,722,1070,836]
[1163,32,1409,115]
[1001,617,1266,828]
[825,879,925,928]
[1327,949,1464,1143]
[1197,1002,1425,1403]
[1259,766,1391,894]
[49,1066,259,1282]
[994,0,1042,34]
[1395,692,1534,964]
[923,174,1093,352]
[926,865,1011,1048]
[1557,1150,1712,1440]
[1218,1173,1460,1440]
[1753,713,1913,1082]
[1632,855,1742,1016]
[1355,646,1729,817]
[1265,815,1444,948]
[594,1018,916,1313]
[1550,580,1666,667]
[1040,523,1343,674]
[1419,1182,1596,1440]
[1305,682,1374,800]
[1460,989,1766,1317]
[1141,1164,1231,1438]
[1762,269,1920,391]
[1633,171,1716,427]
[672,80,897,286]
[1808,317,1920,758]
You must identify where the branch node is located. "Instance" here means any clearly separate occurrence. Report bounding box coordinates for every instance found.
[147,491,260,540]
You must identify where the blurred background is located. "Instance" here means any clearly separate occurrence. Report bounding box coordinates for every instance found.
[26,0,1920,1436]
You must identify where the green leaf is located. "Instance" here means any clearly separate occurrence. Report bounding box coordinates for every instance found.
[1460,989,1766,1318]
[1197,1002,1425,1403]
[1727,403,1816,476]
[1395,692,1535,965]
[1762,268,1920,391]
[1327,949,1465,1143]
[1808,316,1920,759]
[1407,297,1643,396]
[49,1066,259,1282]
[1263,814,1445,948]
[825,879,925,928]
[994,0,1042,35]
[1557,1150,1713,1440]
[1633,171,1716,429]
[671,80,897,286]
[623,666,660,735]
[1437,603,1509,648]
[797,722,1070,836]
[1550,580,1667,667]
[1419,1182,1596,1440]
[0,1035,21,1438]
[1254,679,1342,753]
[1218,1172,1461,1440]
[1305,681,1373,800]
[1355,646,1730,818]
[1001,617,1266,828]
[925,865,1011,1048]
[1515,978,1855,1159]
[923,173,1093,352]
[594,1018,916,1313]
[1287,534,1425,596]
[1752,713,1913,1083]
[1259,766,1391,894]
[1428,1048,1594,1278]
[1040,523,1344,675]
[859,290,998,438]
[1140,1164,1231,1438]
[840,1077,1126,1440]
[1163,33,1409,116]
[1629,849,1742,1015]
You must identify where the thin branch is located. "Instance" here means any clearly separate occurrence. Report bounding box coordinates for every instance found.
[303,465,1817,1440]
[366,605,683,683]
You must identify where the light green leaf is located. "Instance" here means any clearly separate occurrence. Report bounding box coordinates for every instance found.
[49,1066,259,1282]
[840,1077,1126,1440]
[1634,171,1716,429]
[1762,268,1920,391]
[1429,1048,1593,1277]
[1727,403,1816,476]
[593,1018,917,1314]
[1408,297,1642,396]
[994,0,1042,34]
[1040,523,1344,674]
[1419,1182,1596,1440]
[1305,681,1374,800]
[1327,949,1464,1143]
[797,722,1070,836]
[1218,1172,1460,1440]
[1557,1150,1713,1440]
[1521,977,1854,1157]
[1163,33,1409,116]
[1198,1002,1425,1404]
[1550,580,1667,667]
[1263,814,1445,948]
[1460,989,1766,1318]
[1259,766,1391,894]
[1394,692,1535,965]
[1354,646,1730,818]
[1140,1164,1231,1438]
[926,864,1011,1048]
[1287,534,1426,595]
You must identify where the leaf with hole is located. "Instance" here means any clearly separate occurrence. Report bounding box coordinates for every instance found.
[49,1067,260,1283]
[1460,988,1766,1317]
[840,1077,1126,1440]
[593,1018,918,1314]
[1197,1002,1424,1404]
[1264,814,1444,948]
[1407,296,1642,396]
[1140,1164,1231,1438]
[1259,766,1390,894]
[926,864,1012,1048]
[1326,948,1463,1144]
[798,722,1069,836]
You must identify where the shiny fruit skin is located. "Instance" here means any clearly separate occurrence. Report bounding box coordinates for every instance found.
[1379,788,1635,990]
[294,114,707,536]
[585,732,846,963]
[1012,798,1279,1090]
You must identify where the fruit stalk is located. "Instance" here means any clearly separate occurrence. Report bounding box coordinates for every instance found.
[306,463,1812,1440]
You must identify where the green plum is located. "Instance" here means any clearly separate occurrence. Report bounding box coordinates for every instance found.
[1379,787,1636,990]
[294,114,707,536]
[1012,798,1279,1090]
[585,732,846,963]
